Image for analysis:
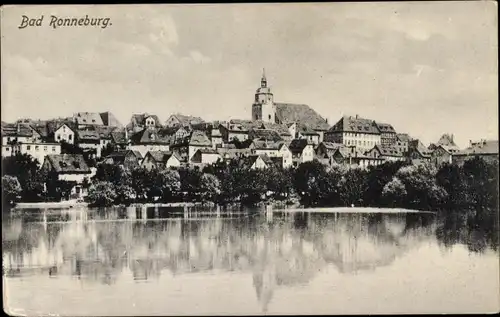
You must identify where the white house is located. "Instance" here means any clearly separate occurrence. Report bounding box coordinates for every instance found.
[190,148,222,165]
[54,123,76,145]
[142,151,181,170]
[288,139,315,167]
[13,142,61,166]
[41,154,92,198]
[128,128,171,158]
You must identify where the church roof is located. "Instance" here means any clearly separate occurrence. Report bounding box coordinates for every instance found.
[99,112,123,127]
[274,103,330,131]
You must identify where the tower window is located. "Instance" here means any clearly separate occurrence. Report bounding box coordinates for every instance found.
[268,115,271,120]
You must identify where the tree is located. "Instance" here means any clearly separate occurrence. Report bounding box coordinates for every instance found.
[199,173,221,204]
[101,143,115,159]
[153,169,181,202]
[265,165,294,200]
[338,167,367,206]
[179,167,202,201]
[2,175,22,204]
[87,181,117,207]
[2,153,43,202]
[381,177,407,207]
[293,160,327,206]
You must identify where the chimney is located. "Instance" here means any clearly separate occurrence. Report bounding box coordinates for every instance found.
[325,118,328,124]
[355,114,359,119]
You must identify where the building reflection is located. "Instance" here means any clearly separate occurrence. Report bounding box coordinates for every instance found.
[2,207,496,313]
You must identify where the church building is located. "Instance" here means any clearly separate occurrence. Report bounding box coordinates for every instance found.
[251,70,330,141]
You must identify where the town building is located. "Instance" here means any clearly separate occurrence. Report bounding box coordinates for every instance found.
[53,123,76,145]
[127,114,162,133]
[251,140,293,169]
[73,112,104,129]
[331,146,384,169]
[210,123,224,149]
[170,130,212,162]
[407,140,432,165]
[395,133,412,154]
[110,130,130,151]
[164,114,205,128]
[248,129,283,143]
[128,128,171,158]
[296,123,321,145]
[375,122,397,146]
[259,122,293,141]
[452,140,499,165]
[324,115,381,152]
[250,70,330,141]
[220,120,260,143]
[76,130,102,158]
[315,142,345,165]
[190,148,222,166]
[428,133,460,153]
[41,154,92,198]
[103,150,143,170]
[240,154,269,170]
[288,139,315,167]
[216,147,253,161]
[365,144,405,162]
[11,142,62,166]
[142,151,181,170]
[430,145,455,166]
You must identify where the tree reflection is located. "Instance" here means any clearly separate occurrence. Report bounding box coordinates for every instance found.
[2,207,498,312]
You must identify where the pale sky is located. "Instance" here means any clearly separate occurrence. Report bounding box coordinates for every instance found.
[1,2,498,148]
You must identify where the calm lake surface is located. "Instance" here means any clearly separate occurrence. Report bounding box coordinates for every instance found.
[2,206,499,315]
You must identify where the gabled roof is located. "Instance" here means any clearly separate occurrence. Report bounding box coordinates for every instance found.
[228,119,261,132]
[249,129,283,142]
[436,133,457,147]
[195,148,219,155]
[289,139,313,154]
[239,154,267,169]
[94,126,118,139]
[128,114,162,128]
[456,140,498,156]
[110,131,129,145]
[73,112,104,126]
[216,147,252,159]
[145,151,179,163]
[47,120,76,135]
[274,103,330,131]
[106,150,143,160]
[1,124,34,137]
[396,133,412,143]
[328,116,380,135]
[252,140,282,151]
[167,114,205,127]
[260,122,292,136]
[45,154,91,174]
[297,123,320,136]
[375,122,396,134]
[189,130,212,146]
[99,112,123,127]
[130,128,171,145]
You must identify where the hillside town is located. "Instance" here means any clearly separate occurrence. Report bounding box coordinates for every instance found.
[1,71,498,201]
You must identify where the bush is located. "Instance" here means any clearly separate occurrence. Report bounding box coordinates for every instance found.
[87,181,117,207]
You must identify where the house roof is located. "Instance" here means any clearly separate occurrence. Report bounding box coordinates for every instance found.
[228,119,261,132]
[106,150,142,160]
[260,122,292,136]
[320,142,345,151]
[73,112,104,126]
[375,122,396,134]
[189,130,212,146]
[436,133,457,147]
[45,154,91,174]
[77,130,100,142]
[146,151,178,163]
[297,123,320,136]
[289,139,312,154]
[195,148,219,155]
[130,128,171,145]
[274,103,330,131]
[456,140,498,156]
[94,126,118,139]
[252,140,283,151]
[373,145,404,157]
[216,147,252,159]
[249,129,283,142]
[110,131,129,145]
[128,114,162,128]
[168,114,205,127]
[1,124,34,137]
[396,133,412,143]
[239,155,267,169]
[99,112,123,127]
[47,120,76,135]
[328,116,380,135]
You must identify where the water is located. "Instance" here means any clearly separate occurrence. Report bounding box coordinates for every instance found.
[2,206,499,315]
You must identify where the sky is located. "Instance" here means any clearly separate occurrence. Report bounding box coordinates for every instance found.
[1,2,498,148]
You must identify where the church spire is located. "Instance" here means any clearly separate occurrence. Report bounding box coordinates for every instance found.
[261,68,267,88]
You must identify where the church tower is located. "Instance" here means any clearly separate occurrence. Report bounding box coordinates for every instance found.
[252,69,275,122]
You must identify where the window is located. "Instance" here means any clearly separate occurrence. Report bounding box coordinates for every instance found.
[27,145,31,150]
[58,135,61,141]
[6,147,9,151]
[44,146,47,151]
[35,146,39,151]
[52,146,56,152]
[268,115,271,120]
[69,135,72,140]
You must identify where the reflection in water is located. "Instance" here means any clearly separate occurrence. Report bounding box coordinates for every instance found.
[2,207,498,314]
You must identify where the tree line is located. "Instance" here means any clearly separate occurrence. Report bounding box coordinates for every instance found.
[2,153,499,216]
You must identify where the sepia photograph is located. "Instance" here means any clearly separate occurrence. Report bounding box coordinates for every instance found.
[1,2,499,316]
